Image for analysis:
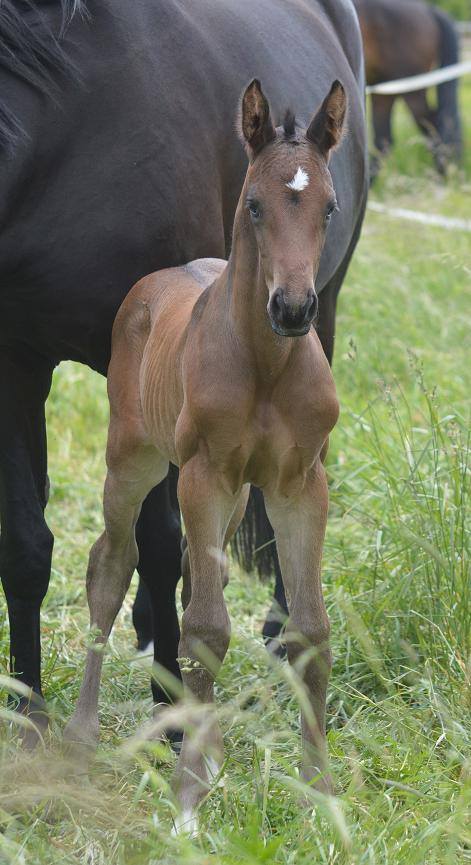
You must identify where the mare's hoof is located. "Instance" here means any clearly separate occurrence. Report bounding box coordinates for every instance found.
[143,721,183,753]
[262,618,287,660]
[136,638,154,655]
[145,704,183,752]
[262,600,288,660]
[13,694,49,749]
[166,727,183,754]
[264,635,287,660]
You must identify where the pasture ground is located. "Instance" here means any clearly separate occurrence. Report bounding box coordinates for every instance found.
[0,80,470,865]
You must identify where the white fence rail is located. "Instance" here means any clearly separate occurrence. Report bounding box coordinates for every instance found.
[368,202,471,233]
[365,60,471,96]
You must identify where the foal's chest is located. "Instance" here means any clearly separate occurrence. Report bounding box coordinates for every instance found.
[182,361,338,497]
[241,397,333,494]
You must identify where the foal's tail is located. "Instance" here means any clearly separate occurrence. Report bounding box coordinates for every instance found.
[432,6,462,161]
[231,486,277,579]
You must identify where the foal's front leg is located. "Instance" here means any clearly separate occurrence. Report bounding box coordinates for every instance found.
[265,460,332,794]
[173,457,238,832]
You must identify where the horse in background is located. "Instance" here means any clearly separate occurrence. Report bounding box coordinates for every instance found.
[353,0,462,177]
[0,0,367,744]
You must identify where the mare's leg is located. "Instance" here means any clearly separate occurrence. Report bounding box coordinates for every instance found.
[135,466,183,707]
[370,94,395,181]
[265,461,332,793]
[64,442,167,748]
[173,459,239,830]
[404,90,445,174]
[0,347,54,743]
[317,277,341,367]
[262,562,288,657]
[317,189,367,367]
[132,578,154,653]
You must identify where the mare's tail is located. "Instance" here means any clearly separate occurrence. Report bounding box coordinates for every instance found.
[231,486,289,652]
[432,6,462,161]
[231,486,277,579]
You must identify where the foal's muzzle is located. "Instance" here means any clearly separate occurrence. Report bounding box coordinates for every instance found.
[268,288,318,337]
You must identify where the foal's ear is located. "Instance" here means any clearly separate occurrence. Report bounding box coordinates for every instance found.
[306,80,347,160]
[240,79,276,159]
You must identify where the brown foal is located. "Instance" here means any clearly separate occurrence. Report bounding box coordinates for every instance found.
[65,79,346,830]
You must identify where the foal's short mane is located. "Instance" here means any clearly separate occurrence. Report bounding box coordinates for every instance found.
[0,0,86,153]
[282,109,298,141]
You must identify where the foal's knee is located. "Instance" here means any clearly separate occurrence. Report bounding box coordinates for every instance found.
[181,604,231,670]
[286,615,331,670]
[86,532,138,599]
[0,520,54,602]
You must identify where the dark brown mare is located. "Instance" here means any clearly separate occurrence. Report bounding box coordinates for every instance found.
[66,79,346,831]
[0,0,367,743]
[353,0,462,176]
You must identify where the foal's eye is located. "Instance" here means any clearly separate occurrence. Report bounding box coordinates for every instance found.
[248,201,261,220]
[325,201,338,224]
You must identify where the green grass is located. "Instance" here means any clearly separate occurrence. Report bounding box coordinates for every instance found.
[432,0,470,21]
[1,81,471,865]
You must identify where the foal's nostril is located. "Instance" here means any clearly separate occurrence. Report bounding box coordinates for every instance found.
[307,292,318,320]
[271,290,283,316]
[270,289,287,325]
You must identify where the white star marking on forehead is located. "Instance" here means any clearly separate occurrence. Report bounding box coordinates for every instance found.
[286,166,310,192]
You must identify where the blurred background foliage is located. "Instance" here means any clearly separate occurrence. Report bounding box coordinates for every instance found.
[431,0,470,21]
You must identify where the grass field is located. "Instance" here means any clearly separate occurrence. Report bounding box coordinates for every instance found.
[1,79,470,864]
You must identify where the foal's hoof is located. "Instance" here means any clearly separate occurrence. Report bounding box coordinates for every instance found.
[301,768,334,801]
[63,715,98,769]
[171,808,199,838]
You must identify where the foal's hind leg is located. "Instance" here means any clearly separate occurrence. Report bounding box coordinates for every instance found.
[64,443,167,750]
[265,461,332,794]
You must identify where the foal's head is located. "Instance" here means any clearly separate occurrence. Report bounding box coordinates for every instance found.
[239,79,347,337]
